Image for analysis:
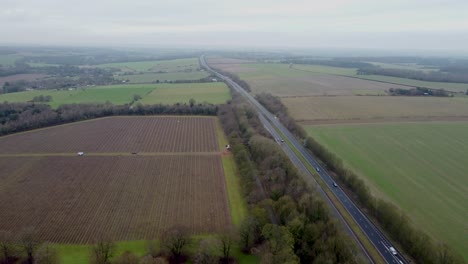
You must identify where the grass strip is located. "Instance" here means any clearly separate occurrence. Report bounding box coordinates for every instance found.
[275,127,385,264]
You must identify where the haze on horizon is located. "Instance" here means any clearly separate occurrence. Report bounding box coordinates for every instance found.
[2,0,468,54]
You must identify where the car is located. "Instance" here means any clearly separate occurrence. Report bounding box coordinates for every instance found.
[316,167,320,172]
[389,246,397,255]
[280,139,285,142]
[333,182,338,187]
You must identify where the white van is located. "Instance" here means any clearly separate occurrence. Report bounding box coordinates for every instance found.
[389,246,397,255]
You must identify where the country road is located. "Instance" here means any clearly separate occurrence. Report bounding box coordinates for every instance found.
[200,55,408,264]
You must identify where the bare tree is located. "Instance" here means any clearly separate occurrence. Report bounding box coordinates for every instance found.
[34,242,59,264]
[0,230,15,262]
[193,238,218,264]
[217,231,237,263]
[161,226,191,261]
[19,227,41,264]
[89,236,115,264]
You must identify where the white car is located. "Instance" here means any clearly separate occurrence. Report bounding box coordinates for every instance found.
[389,246,397,255]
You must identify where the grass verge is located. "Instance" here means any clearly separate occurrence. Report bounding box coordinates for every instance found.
[274,127,385,264]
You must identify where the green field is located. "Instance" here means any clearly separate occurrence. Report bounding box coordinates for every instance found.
[97,58,200,72]
[283,96,468,123]
[0,84,156,108]
[116,71,209,83]
[306,122,468,260]
[0,82,230,107]
[139,83,230,105]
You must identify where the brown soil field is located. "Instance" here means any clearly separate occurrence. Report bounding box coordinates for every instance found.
[283,96,468,123]
[0,74,49,87]
[0,155,230,243]
[0,116,219,154]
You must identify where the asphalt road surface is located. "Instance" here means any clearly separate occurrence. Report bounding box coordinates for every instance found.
[200,55,408,264]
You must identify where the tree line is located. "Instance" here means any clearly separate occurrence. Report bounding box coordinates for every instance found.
[388,87,451,97]
[257,92,464,264]
[218,91,363,263]
[357,66,468,84]
[0,102,218,136]
[0,225,239,264]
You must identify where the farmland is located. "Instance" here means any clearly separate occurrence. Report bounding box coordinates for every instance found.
[0,84,156,108]
[0,116,238,244]
[0,82,231,107]
[139,82,230,105]
[115,71,209,83]
[207,60,408,96]
[0,155,230,243]
[292,64,468,93]
[282,96,468,124]
[97,58,200,72]
[208,58,468,95]
[305,122,468,259]
[0,116,219,153]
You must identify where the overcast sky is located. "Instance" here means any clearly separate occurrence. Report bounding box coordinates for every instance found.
[2,0,468,52]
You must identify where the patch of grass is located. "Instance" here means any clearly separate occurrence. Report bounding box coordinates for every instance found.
[116,71,209,82]
[139,83,230,105]
[97,58,200,72]
[306,122,468,261]
[215,118,247,227]
[221,156,248,227]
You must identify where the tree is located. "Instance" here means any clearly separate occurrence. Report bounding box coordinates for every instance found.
[193,239,218,264]
[19,227,41,264]
[0,230,15,262]
[217,231,237,263]
[238,217,258,251]
[189,98,196,107]
[261,224,299,264]
[133,94,142,101]
[161,226,191,261]
[34,242,59,264]
[89,237,115,264]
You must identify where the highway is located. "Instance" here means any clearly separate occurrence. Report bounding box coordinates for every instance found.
[200,55,408,264]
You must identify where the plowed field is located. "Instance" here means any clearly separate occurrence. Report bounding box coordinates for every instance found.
[0,116,232,243]
[0,116,218,154]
